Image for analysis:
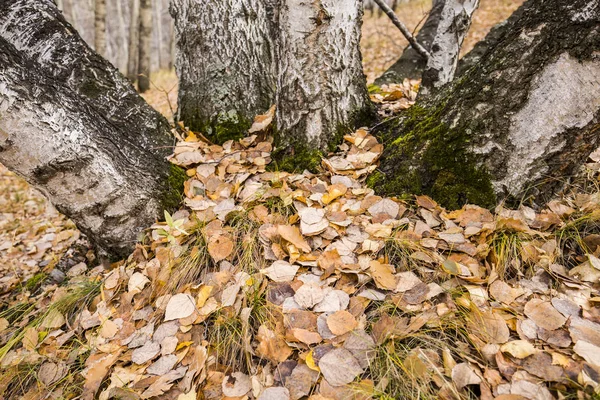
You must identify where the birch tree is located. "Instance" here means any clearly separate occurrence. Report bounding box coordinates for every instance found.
[0,0,181,256]
[137,0,152,92]
[275,0,372,153]
[170,0,276,142]
[127,0,140,83]
[371,0,600,208]
[94,0,107,56]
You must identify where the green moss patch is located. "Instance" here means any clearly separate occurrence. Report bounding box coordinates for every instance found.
[160,164,186,212]
[369,104,496,210]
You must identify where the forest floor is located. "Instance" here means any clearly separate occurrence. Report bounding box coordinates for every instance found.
[6,1,600,400]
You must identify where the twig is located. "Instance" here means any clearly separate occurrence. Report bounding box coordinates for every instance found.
[372,0,430,60]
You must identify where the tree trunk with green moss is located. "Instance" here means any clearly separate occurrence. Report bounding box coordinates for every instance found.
[170,0,276,143]
[371,0,600,210]
[0,0,181,257]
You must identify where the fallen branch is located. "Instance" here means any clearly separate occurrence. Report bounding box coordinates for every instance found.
[372,0,430,59]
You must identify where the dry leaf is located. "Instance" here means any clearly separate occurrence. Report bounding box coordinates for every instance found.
[524,299,566,331]
[319,348,363,386]
[131,341,161,364]
[452,363,482,390]
[278,225,311,253]
[326,310,357,336]
[500,340,538,359]
[249,105,276,133]
[165,293,196,321]
[369,260,397,290]
[261,260,299,282]
[207,234,234,261]
[222,372,252,397]
[258,387,291,400]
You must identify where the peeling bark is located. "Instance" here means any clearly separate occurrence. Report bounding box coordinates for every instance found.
[170,0,276,141]
[276,0,372,151]
[372,0,600,209]
[0,0,179,256]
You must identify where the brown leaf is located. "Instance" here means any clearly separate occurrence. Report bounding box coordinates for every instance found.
[452,363,482,390]
[82,350,123,400]
[524,299,566,331]
[469,310,510,344]
[369,260,397,290]
[207,234,234,261]
[256,325,293,363]
[326,311,357,336]
[500,340,537,359]
[278,225,311,253]
[319,348,363,387]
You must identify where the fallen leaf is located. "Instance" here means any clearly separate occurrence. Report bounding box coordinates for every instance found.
[207,234,234,261]
[259,387,291,400]
[222,372,251,397]
[326,310,357,336]
[165,293,196,321]
[249,105,276,133]
[369,260,397,290]
[500,340,538,359]
[261,260,299,282]
[278,225,311,253]
[573,340,600,367]
[524,299,566,331]
[319,348,363,386]
[131,341,160,364]
[294,283,325,309]
[128,272,150,293]
[452,363,482,390]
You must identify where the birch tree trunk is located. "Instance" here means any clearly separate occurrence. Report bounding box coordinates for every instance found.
[371,0,600,209]
[137,0,152,92]
[116,0,128,72]
[421,0,479,91]
[375,0,444,85]
[170,0,276,142]
[127,0,140,82]
[276,0,372,153]
[0,0,182,257]
[94,0,107,56]
[153,0,164,69]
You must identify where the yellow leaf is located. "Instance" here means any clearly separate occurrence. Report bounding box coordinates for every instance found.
[306,350,320,372]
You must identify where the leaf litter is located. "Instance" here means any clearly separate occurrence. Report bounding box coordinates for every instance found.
[1,104,600,399]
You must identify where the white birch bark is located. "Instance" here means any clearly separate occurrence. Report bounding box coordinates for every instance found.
[422,0,479,91]
[127,0,140,82]
[375,0,600,208]
[116,0,128,72]
[94,0,107,56]
[276,0,371,151]
[138,0,152,92]
[0,0,179,256]
[170,0,276,138]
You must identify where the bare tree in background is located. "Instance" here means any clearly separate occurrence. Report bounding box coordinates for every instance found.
[94,0,107,56]
[115,0,128,72]
[137,0,152,92]
[127,0,140,82]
